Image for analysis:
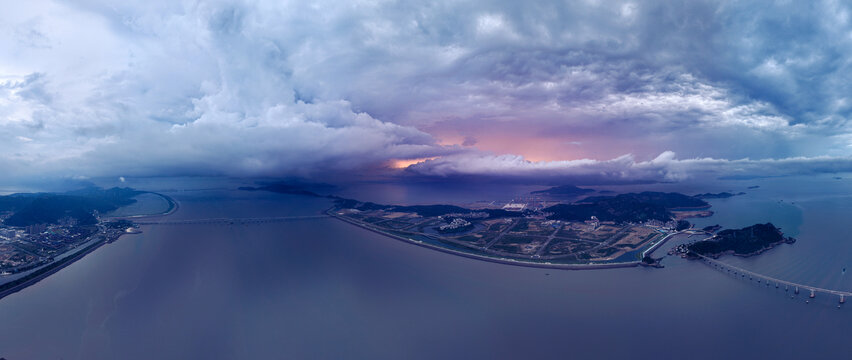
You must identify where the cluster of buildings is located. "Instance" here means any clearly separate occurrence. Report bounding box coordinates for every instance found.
[439,218,472,232]
[502,202,527,211]
[441,212,489,219]
[26,223,47,235]
[584,216,600,230]
[542,219,562,229]
[0,223,97,274]
[0,228,19,239]
[644,219,678,230]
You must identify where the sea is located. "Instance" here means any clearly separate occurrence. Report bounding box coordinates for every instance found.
[1,174,852,359]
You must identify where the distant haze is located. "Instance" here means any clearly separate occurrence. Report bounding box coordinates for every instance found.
[2,1,852,184]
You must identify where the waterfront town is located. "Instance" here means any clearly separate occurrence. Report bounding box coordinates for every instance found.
[0,212,136,276]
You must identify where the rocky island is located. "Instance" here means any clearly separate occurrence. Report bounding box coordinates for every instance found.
[681,223,795,258]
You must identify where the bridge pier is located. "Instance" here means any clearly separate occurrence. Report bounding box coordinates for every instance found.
[698,255,852,304]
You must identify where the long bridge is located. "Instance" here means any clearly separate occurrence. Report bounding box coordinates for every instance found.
[696,253,852,304]
[134,215,329,225]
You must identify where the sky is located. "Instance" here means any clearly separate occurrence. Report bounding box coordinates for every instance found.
[2,0,852,185]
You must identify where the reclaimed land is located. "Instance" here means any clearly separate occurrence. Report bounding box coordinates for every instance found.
[326,209,647,270]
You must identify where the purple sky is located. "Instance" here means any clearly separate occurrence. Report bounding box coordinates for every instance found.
[2,1,852,184]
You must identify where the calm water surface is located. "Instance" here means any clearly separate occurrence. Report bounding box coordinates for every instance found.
[1,176,852,359]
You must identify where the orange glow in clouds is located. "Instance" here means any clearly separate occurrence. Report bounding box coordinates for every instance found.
[437,135,580,162]
[389,157,438,169]
[389,131,605,170]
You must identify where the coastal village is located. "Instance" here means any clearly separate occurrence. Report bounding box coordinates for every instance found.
[0,213,137,277]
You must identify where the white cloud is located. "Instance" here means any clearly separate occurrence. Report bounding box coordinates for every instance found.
[0,0,459,180]
[0,0,851,183]
[407,150,852,184]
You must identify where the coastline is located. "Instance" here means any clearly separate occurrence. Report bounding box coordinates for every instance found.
[641,232,678,259]
[327,209,642,271]
[0,236,113,300]
[152,191,179,216]
[0,191,178,301]
[104,191,180,219]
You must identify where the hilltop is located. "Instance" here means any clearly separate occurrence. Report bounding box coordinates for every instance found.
[0,187,142,227]
[686,223,795,258]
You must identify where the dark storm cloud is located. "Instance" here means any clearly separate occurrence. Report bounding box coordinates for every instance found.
[0,0,850,182]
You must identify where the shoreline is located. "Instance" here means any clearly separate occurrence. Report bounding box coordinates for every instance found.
[0,191,178,301]
[641,232,678,259]
[0,236,116,300]
[327,209,642,271]
[156,192,179,216]
[104,191,180,219]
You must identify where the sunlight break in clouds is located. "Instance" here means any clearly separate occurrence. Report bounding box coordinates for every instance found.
[1,0,852,183]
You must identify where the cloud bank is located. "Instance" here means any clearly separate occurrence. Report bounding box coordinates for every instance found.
[1,1,851,183]
[407,151,852,184]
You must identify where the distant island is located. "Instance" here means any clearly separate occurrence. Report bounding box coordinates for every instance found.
[239,184,324,197]
[581,192,709,209]
[545,192,709,223]
[693,192,745,199]
[239,180,337,198]
[679,223,795,258]
[531,185,595,196]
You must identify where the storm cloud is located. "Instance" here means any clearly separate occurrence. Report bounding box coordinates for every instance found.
[1,1,851,183]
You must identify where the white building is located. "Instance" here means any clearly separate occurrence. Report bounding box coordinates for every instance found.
[502,202,527,211]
